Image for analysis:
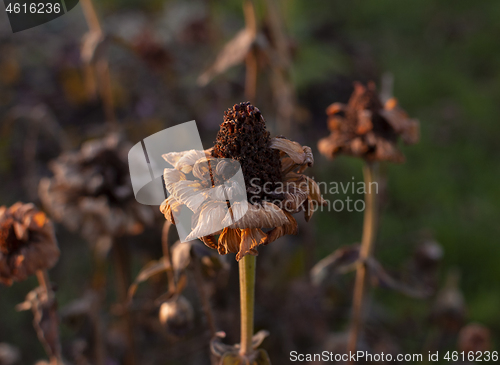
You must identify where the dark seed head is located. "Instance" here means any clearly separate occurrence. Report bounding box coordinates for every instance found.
[211,102,282,201]
[0,219,24,255]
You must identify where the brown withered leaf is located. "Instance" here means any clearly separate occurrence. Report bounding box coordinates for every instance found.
[16,287,61,360]
[127,258,171,303]
[198,28,256,86]
[311,245,360,286]
[366,257,432,299]
[211,330,270,361]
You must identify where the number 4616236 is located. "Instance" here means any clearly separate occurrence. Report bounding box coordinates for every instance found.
[5,2,62,14]
[444,351,498,362]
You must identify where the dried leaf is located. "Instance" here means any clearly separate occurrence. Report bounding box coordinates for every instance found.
[311,246,360,286]
[366,257,432,298]
[128,259,170,302]
[16,287,61,360]
[198,29,256,86]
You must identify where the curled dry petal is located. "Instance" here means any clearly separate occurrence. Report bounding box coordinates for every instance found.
[162,150,208,173]
[265,211,298,245]
[200,235,218,250]
[218,228,241,255]
[223,202,288,229]
[160,196,182,224]
[237,228,266,261]
[270,138,314,168]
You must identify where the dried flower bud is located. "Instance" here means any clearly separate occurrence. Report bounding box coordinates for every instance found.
[0,203,60,286]
[159,296,194,337]
[458,323,491,353]
[0,343,20,365]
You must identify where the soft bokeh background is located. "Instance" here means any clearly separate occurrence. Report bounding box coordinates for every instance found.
[1,0,499,363]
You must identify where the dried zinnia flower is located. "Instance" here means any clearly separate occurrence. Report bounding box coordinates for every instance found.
[39,134,154,242]
[0,203,60,286]
[161,102,325,260]
[318,82,419,162]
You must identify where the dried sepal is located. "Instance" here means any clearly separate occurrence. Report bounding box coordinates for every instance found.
[218,228,242,255]
[237,228,266,261]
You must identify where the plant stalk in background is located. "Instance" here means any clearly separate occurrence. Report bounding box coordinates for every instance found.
[347,162,378,358]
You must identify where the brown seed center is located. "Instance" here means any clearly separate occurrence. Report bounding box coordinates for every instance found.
[211,102,282,201]
[0,218,25,255]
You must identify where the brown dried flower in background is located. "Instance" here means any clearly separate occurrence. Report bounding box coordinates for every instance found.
[159,295,195,337]
[458,323,491,354]
[0,203,60,286]
[39,134,154,242]
[318,82,419,162]
[161,102,325,261]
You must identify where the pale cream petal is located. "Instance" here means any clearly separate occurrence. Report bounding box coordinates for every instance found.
[185,202,228,241]
[170,180,207,212]
[162,150,208,173]
[163,168,186,193]
[236,228,266,261]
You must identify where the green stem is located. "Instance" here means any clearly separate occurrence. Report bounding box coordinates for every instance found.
[239,254,257,356]
[347,162,379,359]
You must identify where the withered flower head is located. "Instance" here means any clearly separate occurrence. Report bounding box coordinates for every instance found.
[159,295,194,337]
[0,203,60,286]
[318,82,419,162]
[161,102,325,261]
[39,134,154,242]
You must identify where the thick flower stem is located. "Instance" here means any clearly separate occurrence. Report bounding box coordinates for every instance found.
[347,162,379,360]
[36,270,62,365]
[239,254,257,356]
